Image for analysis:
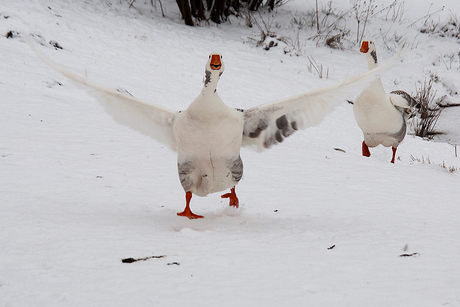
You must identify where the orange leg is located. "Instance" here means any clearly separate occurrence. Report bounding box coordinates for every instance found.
[177,191,204,219]
[391,147,397,164]
[221,186,239,208]
[362,141,371,157]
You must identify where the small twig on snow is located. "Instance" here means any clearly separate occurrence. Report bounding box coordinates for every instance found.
[122,255,166,263]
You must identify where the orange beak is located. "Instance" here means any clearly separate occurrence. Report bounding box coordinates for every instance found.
[360,41,369,53]
[210,54,222,70]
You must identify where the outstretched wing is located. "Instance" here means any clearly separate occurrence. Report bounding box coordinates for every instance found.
[242,51,402,151]
[28,37,178,150]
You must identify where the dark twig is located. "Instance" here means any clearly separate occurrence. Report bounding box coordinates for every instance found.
[128,0,136,9]
[315,0,320,33]
[439,102,460,108]
[122,255,166,263]
[399,253,420,257]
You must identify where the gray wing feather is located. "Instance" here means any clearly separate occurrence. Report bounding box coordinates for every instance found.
[390,90,418,120]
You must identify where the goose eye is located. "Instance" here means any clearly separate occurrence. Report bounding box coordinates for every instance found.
[209,55,211,59]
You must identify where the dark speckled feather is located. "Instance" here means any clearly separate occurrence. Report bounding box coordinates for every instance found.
[390,90,418,108]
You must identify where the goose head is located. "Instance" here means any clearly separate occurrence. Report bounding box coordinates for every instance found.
[203,53,224,91]
[360,40,378,68]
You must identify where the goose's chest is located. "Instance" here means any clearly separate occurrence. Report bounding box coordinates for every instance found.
[173,106,244,157]
[353,86,403,133]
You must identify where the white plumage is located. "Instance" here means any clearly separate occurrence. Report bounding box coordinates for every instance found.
[29,37,399,218]
[353,40,415,163]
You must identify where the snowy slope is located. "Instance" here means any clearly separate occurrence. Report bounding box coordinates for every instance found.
[1,0,460,306]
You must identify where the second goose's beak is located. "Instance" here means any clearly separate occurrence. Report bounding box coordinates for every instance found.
[360,41,369,53]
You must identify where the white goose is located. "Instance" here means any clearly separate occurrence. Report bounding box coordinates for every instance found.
[29,40,398,219]
[353,40,415,163]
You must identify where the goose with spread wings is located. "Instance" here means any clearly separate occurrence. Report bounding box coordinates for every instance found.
[30,42,398,219]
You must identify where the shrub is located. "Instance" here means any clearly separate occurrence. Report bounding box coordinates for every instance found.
[411,79,444,139]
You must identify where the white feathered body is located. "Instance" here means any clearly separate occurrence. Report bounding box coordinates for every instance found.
[352,40,409,150]
[353,78,405,147]
[174,90,244,197]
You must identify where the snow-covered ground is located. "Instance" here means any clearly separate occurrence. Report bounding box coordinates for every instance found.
[1,0,460,306]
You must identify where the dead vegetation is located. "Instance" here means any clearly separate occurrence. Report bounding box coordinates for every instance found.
[420,11,460,40]
[411,80,444,139]
[410,155,458,173]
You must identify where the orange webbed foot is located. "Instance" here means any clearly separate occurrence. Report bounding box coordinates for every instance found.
[221,187,239,208]
[177,210,204,219]
[177,191,204,219]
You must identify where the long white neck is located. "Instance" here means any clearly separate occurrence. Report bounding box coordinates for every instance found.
[365,49,378,70]
[362,49,386,96]
[187,69,225,117]
[201,70,221,96]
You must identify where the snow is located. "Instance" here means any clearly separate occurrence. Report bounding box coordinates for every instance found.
[1,0,460,306]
